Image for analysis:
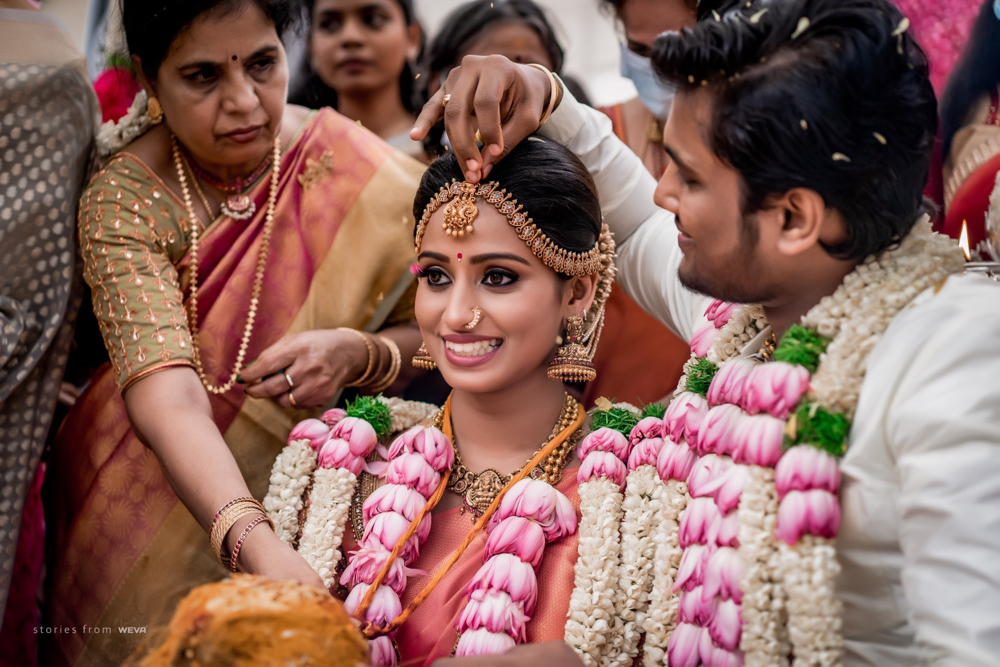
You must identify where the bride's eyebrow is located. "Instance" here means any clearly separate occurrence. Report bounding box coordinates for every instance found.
[417,251,449,263]
[469,253,531,266]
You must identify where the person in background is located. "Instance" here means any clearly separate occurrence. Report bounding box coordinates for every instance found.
[939,0,1000,251]
[0,1,98,664]
[40,0,425,663]
[291,0,426,161]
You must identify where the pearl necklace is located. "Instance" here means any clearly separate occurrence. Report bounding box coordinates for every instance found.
[170,134,282,394]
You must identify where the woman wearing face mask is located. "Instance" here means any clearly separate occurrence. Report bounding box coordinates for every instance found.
[599,0,697,177]
[267,136,620,666]
[40,0,425,663]
[292,0,426,161]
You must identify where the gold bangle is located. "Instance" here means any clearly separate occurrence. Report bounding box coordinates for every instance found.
[527,63,560,126]
[209,499,265,563]
[341,328,377,388]
[370,336,402,394]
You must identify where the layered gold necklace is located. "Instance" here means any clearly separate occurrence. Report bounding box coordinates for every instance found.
[170,135,282,394]
[441,392,582,516]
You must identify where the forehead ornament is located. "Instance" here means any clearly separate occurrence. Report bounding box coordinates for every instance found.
[415,179,604,277]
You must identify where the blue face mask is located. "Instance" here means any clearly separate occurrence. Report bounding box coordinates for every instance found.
[619,42,676,121]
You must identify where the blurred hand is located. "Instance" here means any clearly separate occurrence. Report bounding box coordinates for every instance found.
[430,641,584,667]
[410,55,553,184]
[240,329,368,409]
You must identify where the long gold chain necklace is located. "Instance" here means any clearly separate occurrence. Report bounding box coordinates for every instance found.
[441,393,582,517]
[170,134,282,394]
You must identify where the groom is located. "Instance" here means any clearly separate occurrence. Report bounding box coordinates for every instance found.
[415,0,1000,664]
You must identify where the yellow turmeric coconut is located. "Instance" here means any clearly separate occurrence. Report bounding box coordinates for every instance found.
[139,575,368,666]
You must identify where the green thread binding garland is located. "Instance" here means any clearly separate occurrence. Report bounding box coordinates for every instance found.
[345,395,393,441]
[591,406,641,437]
[685,358,719,397]
[786,402,851,457]
[773,325,829,374]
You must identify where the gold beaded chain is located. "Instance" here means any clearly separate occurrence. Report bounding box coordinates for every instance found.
[443,392,582,517]
[171,135,282,395]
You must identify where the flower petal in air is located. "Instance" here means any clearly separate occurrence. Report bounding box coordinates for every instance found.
[288,418,331,450]
[774,445,840,497]
[454,627,516,657]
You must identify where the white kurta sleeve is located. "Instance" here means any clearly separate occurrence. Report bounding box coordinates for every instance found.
[885,291,1000,666]
[538,89,705,343]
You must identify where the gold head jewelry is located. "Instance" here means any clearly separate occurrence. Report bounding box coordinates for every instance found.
[415,179,605,277]
[442,181,479,239]
[463,307,483,330]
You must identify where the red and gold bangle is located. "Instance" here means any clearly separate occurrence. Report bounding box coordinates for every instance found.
[229,514,272,573]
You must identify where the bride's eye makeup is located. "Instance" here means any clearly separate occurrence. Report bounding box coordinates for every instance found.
[423,266,450,286]
[482,268,519,287]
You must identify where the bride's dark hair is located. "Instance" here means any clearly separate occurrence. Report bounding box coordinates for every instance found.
[413,137,601,277]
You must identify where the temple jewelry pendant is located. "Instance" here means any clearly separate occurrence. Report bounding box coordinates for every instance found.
[222,193,256,221]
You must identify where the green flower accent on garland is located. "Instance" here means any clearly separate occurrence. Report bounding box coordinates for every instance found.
[590,403,641,437]
[684,357,719,397]
[345,395,393,441]
[641,403,667,420]
[773,325,830,373]
[785,402,851,457]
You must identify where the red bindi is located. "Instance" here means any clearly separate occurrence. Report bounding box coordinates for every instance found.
[457,253,463,261]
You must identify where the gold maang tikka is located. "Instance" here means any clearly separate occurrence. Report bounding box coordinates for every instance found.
[441,181,479,239]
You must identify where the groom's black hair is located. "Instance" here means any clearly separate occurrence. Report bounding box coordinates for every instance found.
[652,0,937,261]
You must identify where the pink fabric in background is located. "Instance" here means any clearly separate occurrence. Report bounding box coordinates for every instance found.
[893,0,981,95]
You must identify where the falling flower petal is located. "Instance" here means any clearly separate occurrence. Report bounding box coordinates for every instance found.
[791,16,810,39]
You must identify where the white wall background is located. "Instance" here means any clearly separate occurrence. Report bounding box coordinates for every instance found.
[42,0,636,107]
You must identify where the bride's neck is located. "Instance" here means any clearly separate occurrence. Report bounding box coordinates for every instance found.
[448,369,570,470]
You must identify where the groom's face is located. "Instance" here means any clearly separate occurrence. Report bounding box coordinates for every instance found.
[655,88,780,304]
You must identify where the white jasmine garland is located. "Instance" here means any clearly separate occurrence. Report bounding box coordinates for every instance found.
[264,439,318,545]
[298,466,356,589]
[609,464,661,667]
[778,536,843,667]
[640,479,688,666]
[378,396,439,434]
[737,466,789,667]
[565,477,625,667]
[706,303,767,365]
[96,90,153,158]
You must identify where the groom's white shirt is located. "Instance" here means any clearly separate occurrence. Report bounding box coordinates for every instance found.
[539,91,1000,666]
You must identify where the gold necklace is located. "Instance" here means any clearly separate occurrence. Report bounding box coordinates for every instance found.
[442,393,581,517]
[170,134,282,394]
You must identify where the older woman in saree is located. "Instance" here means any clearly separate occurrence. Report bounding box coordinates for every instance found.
[41,0,425,664]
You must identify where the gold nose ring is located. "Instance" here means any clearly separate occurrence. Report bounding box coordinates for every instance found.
[463,307,482,330]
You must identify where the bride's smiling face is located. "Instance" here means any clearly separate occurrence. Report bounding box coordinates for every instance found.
[414,205,594,394]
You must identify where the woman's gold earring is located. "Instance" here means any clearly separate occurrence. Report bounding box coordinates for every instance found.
[147,96,163,124]
[412,342,436,370]
[547,314,598,382]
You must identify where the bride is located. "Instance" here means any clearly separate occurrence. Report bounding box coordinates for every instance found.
[264,136,633,666]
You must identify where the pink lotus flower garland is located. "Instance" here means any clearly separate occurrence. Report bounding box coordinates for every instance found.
[343,425,453,666]
[565,418,636,666]
[263,418,330,544]
[455,479,577,656]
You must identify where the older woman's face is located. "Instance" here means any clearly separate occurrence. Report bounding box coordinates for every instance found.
[150,3,288,171]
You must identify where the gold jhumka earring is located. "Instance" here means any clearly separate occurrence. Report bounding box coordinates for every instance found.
[411,342,436,370]
[547,311,604,383]
[147,96,163,124]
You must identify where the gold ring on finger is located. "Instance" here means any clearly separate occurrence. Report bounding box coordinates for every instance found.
[288,390,298,408]
[441,93,452,107]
